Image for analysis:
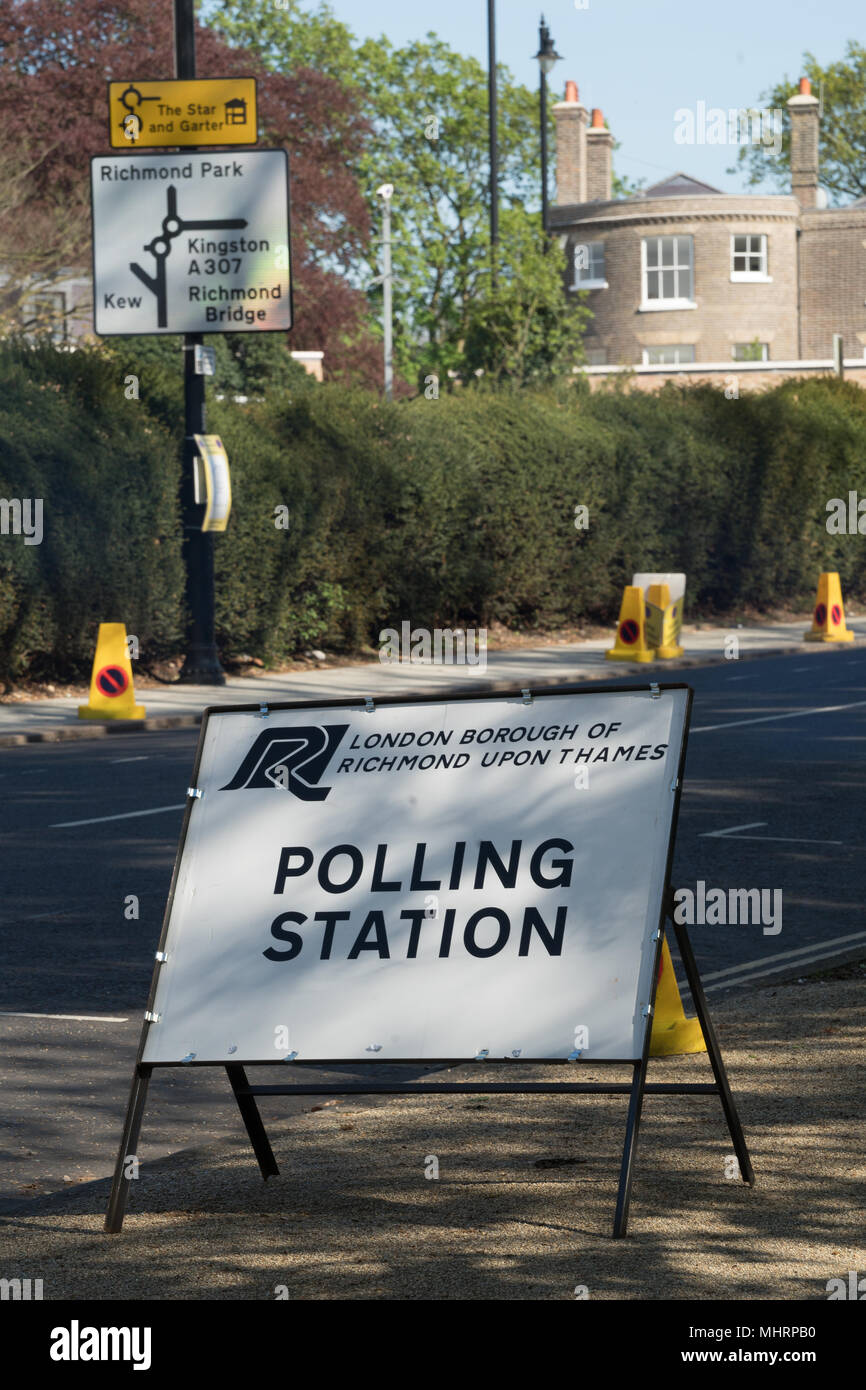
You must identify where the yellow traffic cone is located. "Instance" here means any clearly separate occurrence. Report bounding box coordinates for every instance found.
[605,585,655,662]
[78,622,146,721]
[649,937,706,1056]
[804,573,855,643]
[645,582,684,659]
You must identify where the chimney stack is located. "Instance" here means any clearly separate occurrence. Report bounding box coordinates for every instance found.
[786,76,820,208]
[586,108,614,201]
[553,80,589,205]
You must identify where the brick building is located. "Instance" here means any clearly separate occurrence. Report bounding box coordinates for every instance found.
[551,79,866,387]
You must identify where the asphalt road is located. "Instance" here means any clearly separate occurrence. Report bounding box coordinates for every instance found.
[2,645,864,1203]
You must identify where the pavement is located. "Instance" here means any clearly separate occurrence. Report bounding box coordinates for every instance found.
[2,615,863,742]
[1,970,863,1300]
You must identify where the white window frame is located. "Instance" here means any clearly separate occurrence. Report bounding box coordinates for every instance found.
[730,234,771,282]
[732,342,769,362]
[641,344,696,366]
[23,290,68,343]
[571,241,608,291]
[640,236,696,311]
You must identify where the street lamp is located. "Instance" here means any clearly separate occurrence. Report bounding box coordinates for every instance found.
[534,15,563,238]
[175,0,224,684]
[375,184,394,401]
[488,0,499,268]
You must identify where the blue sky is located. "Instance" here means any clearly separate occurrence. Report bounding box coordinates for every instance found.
[205,0,861,194]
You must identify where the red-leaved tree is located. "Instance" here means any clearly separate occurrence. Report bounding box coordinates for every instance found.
[0,0,382,383]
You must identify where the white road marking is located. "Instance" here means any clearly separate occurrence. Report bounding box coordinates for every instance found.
[722,833,842,844]
[699,820,843,844]
[690,930,866,982]
[702,947,865,992]
[725,675,754,682]
[0,1011,129,1022]
[5,911,82,924]
[700,821,767,838]
[692,697,866,732]
[51,804,185,828]
[677,931,866,997]
[111,756,150,764]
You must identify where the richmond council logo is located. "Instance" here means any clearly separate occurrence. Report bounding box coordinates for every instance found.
[221,725,348,801]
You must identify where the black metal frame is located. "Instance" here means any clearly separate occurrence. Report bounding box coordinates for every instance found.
[105,681,755,1237]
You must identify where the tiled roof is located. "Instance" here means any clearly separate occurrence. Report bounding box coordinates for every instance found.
[637,172,723,198]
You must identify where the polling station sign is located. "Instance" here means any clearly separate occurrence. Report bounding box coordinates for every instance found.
[140,685,691,1066]
[90,150,291,335]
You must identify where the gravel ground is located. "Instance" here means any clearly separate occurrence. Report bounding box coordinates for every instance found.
[1,974,862,1301]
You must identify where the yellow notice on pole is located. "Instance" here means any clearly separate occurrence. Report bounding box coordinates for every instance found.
[108,79,257,148]
[193,434,232,532]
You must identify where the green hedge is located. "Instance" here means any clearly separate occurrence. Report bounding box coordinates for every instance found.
[2,341,866,684]
[0,343,184,683]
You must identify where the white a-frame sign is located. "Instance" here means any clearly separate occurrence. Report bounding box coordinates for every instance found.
[107,682,754,1238]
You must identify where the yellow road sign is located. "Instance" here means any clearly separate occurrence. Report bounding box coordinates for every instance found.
[108,79,257,148]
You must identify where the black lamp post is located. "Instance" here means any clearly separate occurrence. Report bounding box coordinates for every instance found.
[488,0,498,266]
[175,0,224,684]
[534,15,563,238]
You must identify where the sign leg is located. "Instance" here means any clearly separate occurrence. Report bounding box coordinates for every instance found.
[105,1064,152,1233]
[226,1065,280,1180]
[612,1058,649,1238]
[671,920,755,1186]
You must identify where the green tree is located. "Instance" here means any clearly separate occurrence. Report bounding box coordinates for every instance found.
[730,40,866,204]
[99,332,314,420]
[210,1,591,386]
[461,208,592,386]
[212,0,356,78]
